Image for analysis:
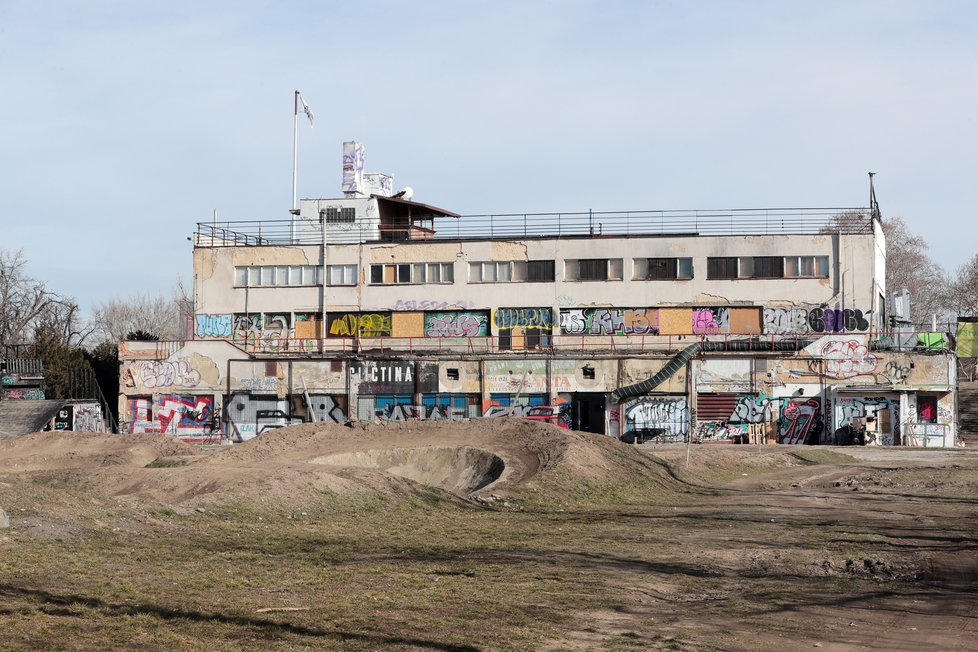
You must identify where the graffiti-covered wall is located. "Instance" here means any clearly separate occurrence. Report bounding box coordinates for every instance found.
[128,395,217,442]
[622,397,690,442]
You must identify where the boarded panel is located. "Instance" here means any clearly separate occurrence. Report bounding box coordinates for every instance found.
[658,309,692,336]
[392,312,424,338]
[958,321,978,358]
[697,393,739,421]
[729,308,762,335]
[294,318,320,339]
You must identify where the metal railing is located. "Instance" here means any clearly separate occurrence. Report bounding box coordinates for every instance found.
[0,358,43,375]
[194,207,874,247]
[132,329,953,358]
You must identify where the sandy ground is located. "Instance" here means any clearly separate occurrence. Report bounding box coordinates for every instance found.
[2,423,978,650]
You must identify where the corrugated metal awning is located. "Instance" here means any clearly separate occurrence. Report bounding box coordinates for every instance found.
[372,195,460,218]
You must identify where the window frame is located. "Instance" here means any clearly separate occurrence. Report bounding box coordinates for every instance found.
[327,264,357,286]
[638,257,693,281]
[565,258,623,282]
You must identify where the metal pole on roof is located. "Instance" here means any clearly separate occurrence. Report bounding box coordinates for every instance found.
[292,91,299,213]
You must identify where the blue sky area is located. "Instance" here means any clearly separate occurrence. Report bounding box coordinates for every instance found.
[2,1,975,312]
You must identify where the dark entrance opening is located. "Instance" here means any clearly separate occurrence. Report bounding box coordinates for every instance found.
[570,392,606,434]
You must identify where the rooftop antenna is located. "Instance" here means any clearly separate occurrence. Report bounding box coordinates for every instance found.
[868,172,880,220]
[291,91,315,241]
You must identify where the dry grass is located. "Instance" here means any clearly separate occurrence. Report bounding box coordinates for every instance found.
[2,442,978,650]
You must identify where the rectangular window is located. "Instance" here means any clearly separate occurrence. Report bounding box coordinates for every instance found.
[413,263,427,283]
[737,257,754,278]
[647,257,677,279]
[327,264,357,286]
[707,257,738,280]
[778,256,831,278]
[578,259,607,281]
[289,265,304,286]
[752,256,784,278]
[527,260,555,282]
[785,257,800,277]
[321,207,355,223]
[640,257,693,280]
[274,266,289,285]
[369,262,453,285]
[566,258,623,282]
[234,265,322,287]
[397,264,411,284]
[469,260,553,283]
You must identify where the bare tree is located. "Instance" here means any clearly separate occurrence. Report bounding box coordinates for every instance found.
[949,252,978,319]
[89,282,189,347]
[0,249,83,353]
[881,216,952,325]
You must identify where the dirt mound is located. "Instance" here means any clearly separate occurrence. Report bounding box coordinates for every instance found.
[0,419,663,508]
[0,431,198,472]
[313,446,505,494]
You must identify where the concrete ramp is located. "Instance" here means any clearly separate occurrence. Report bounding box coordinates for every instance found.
[0,400,66,440]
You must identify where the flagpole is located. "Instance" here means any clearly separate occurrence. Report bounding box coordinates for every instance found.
[291,90,299,242]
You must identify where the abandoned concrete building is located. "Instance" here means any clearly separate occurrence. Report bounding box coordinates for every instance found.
[117,142,957,446]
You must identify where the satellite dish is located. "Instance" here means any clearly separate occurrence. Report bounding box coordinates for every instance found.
[400,186,414,200]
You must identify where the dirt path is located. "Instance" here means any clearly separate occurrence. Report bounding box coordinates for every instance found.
[548,445,978,650]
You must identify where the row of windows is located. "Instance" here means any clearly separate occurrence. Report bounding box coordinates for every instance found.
[469,260,556,283]
[706,256,830,279]
[235,255,831,287]
[234,265,323,287]
[369,262,455,285]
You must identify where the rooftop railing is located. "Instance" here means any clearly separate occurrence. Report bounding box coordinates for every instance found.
[194,207,874,247]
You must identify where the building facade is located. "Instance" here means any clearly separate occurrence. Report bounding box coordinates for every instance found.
[118,143,957,446]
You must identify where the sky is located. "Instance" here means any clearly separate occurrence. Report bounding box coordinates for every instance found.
[2,1,976,314]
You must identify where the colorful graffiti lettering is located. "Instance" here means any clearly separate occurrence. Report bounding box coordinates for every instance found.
[393,299,475,311]
[834,396,893,445]
[692,308,730,335]
[128,395,218,442]
[233,313,309,352]
[732,395,773,423]
[694,421,749,443]
[835,396,890,427]
[240,377,279,391]
[381,404,467,421]
[763,307,870,335]
[763,308,810,335]
[195,313,233,338]
[820,339,879,379]
[72,405,103,432]
[492,307,554,330]
[730,395,823,444]
[559,308,658,335]
[623,398,690,441]
[424,312,489,337]
[779,399,822,444]
[3,388,45,400]
[135,360,201,389]
[328,312,392,337]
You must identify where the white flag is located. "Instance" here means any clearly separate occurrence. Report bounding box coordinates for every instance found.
[298,92,314,127]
